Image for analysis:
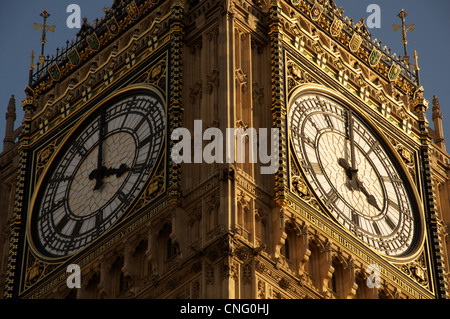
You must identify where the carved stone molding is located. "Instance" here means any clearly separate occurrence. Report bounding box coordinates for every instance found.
[189,80,202,104]
[287,60,313,93]
[235,68,248,91]
[206,69,219,93]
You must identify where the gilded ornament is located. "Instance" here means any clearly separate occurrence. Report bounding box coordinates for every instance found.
[310,1,324,21]
[330,17,343,37]
[126,1,140,20]
[368,48,382,67]
[388,63,402,82]
[349,33,363,53]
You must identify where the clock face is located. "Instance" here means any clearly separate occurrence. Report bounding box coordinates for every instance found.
[289,92,419,257]
[31,92,165,258]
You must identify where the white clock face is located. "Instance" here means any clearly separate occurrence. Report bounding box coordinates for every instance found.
[31,92,165,258]
[289,93,419,257]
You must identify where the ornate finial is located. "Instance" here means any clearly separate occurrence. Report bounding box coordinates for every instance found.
[3,95,17,152]
[34,9,56,57]
[76,17,93,38]
[22,86,38,114]
[413,50,421,86]
[29,51,35,70]
[432,95,443,120]
[393,9,414,65]
[411,86,428,120]
[432,95,446,149]
[6,95,16,118]
[112,0,122,9]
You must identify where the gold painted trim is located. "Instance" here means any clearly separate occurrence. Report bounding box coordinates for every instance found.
[286,83,426,265]
[25,84,168,263]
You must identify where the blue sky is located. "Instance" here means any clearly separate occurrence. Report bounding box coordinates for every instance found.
[0,1,449,151]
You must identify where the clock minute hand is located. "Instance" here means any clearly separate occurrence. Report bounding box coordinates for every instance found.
[338,157,360,191]
[338,158,352,180]
[347,109,357,172]
[97,109,106,170]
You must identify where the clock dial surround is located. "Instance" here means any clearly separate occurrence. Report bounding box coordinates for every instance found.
[288,86,424,259]
[29,88,166,259]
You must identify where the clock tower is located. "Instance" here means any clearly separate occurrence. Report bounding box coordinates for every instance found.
[1,0,450,299]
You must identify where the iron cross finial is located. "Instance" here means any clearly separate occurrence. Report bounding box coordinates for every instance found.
[34,9,56,56]
[392,9,415,64]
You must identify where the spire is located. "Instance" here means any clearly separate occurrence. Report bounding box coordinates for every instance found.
[3,95,16,152]
[34,9,55,56]
[432,95,446,150]
[393,9,415,66]
[33,9,55,72]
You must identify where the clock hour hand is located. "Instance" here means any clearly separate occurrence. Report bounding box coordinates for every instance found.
[89,166,107,190]
[338,157,359,186]
[104,164,130,178]
[338,158,381,211]
[338,158,352,180]
[89,164,130,190]
[356,179,382,211]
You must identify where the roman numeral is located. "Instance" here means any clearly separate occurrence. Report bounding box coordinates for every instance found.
[138,135,152,149]
[323,114,334,129]
[133,117,147,132]
[95,210,103,228]
[351,211,360,226]
[118,191,130,206]
[55,215,69,233]
[303,135,315,148]
[325,191,338,206]
[50,198,66,211]
[385,216,396,230]
[309,162,323,175]
[138,131,161,149]
[382,175,403,184]
[131,162,152,174]
[291,129,300,139]
[372,222,381,236]
[49,175,72,185]
[72,139,88,157]
[381,175,391,183]
[71,221,84,237]
[367,140,380,155]
[388,199,400,212]
[291,124,300,136]
[308,118,319,131]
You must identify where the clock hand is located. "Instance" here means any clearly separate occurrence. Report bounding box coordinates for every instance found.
[347,109,357,173]
[339,158,381,210]
[338,157,360,191]
[89,110,107,191]
[89,167,105,190]
[89,164,130,187]
[341,109,362,191]
[103,164,130,178]
[355,178,382,211]
[338,158,352,180]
